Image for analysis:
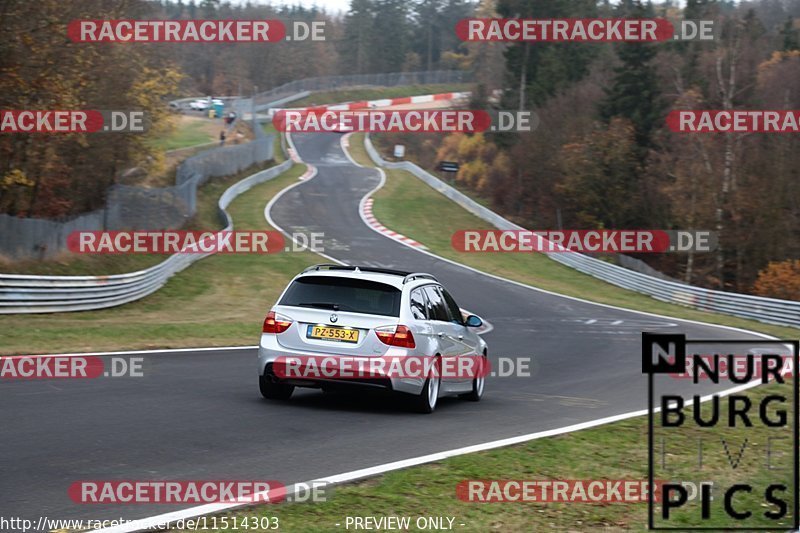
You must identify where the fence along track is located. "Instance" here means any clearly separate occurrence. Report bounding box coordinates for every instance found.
[0,159,293,314]
[363,134,800,329]
[0,71,467,314]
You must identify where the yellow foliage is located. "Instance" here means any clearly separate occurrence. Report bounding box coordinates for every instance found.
[1,169,34,190]
[758,50,800,73]
[457,133,485,161]
[436,133,463,162]
[458,159,488,188]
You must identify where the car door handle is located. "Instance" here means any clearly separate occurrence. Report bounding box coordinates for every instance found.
[437,332,445,338]
[457,335,463,340]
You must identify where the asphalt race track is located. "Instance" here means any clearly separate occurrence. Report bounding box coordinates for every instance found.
[0,132,771,524]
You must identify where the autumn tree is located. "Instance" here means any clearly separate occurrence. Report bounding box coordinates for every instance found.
[753,260,800,301]
[0,0,182,218]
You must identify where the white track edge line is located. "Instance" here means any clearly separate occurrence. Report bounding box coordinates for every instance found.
[91,132,787,533]
[6,346,257,358]
[94,377,770,533]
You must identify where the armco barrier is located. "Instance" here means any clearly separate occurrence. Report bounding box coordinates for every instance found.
[0,160,293,314]
[250,70,470,111]
[1,135,274,260]
[363,134,800,328]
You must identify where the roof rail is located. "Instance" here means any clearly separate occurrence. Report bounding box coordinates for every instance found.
[402,272,438,284]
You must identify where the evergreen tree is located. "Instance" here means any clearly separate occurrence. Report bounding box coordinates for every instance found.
[781,16,799,51]
[497,0,597,110]
[370,0,411,72]
[340,0,376,74]
[599,1,664,151]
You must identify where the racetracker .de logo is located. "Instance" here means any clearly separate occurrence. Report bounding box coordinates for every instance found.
[667,110,800,133]
[272,354,490,380]
[455,18,674,42]
[456,479,664,503]
[452,230,717,253]
[69,480,286,504]
[272,110,492,133]
[0,356,143,379]
[0,110,146,133]
[67,20,286,42]
[67,231,286,254]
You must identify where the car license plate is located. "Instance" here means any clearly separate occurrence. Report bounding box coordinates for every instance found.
[306,325,359,343]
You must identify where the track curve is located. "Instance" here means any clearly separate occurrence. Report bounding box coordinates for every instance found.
[0,132,769,523]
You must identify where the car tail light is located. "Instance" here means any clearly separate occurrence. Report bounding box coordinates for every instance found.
[374,325,416,348]
[263,311,293,334]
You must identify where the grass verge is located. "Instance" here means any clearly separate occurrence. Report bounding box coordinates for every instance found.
[349,133,799,341]
[163,380,794,532]
[263,121,286,163]
[0,163,320,355]
[157,133,798,532]
[148,114,219,151]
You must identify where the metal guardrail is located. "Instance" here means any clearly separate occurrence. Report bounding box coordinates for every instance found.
[1,132,274,261]
[250,70,470,111]
[363,134,800,328]
[235,91,311,116]
[0,160,293,314]
[219,70,469,116]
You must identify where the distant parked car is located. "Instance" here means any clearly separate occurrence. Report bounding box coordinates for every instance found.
[189,98,223,111]
[189,99,208,111]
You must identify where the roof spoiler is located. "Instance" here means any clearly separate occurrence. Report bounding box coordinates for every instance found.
[301,264,433,281]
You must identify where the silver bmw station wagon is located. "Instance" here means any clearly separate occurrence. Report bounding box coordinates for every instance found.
[258,264,488,413]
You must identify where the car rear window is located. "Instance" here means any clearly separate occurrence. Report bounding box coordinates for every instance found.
[279,276,401,317]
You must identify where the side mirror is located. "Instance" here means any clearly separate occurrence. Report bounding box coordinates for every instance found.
[465,315,483,328]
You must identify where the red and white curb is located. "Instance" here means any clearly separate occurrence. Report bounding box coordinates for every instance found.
[361,198,426,250]
[286,139,314,180]
[277,91,471,115]
[288,147,302,163]
[299,165,315,180]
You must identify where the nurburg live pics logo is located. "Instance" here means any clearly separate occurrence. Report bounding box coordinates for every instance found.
[642,332,799,530]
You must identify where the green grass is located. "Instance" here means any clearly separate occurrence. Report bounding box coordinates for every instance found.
[0,163,322,355]
[148,116,217,151]
[166,381,794,531]
[349,133,799,341]
[262,121,286,163]
[288,84,471,108]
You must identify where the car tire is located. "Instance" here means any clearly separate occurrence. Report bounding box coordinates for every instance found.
[460,354,487,402]
[412,357,441,414]
[259,374,294,400]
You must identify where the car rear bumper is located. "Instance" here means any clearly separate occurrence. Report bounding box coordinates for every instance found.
[258,336,425,395]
